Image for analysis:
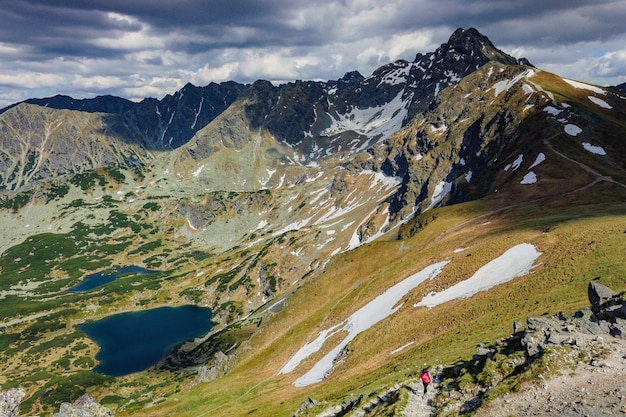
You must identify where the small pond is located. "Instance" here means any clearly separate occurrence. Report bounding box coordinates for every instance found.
[68,265,157,292]
[80,305,215,376]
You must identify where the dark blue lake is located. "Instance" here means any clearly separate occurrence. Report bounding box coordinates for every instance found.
[80,306,215,377]
[68,265,157,292]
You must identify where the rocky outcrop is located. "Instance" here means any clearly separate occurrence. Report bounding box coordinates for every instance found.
[433,282,626,416]
[52,394,113,417]
[588,280,617,307]
[521,283,626,356]
[0,390,111,417]
[0,387,26,417]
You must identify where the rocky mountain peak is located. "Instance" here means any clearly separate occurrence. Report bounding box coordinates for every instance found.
[614,81,626,94]
[428,27,527,69]
[335,70,365,88]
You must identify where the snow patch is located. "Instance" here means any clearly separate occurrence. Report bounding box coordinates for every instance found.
[505,154,523,171]
[430,124,447,134]
[563,79,606,95]
[587,96,612,109]
[543,106,561,116]
[377,63,412,87]
[528,153,545,169]
[491,69,535,96]
[520,172,537,184]
[564,124,582,136]
[192,164,205,177]
[425,181,452,211]
[390,341,415,355]
[415,244,541,308]
[279,261,449,386]
[582,142,607,155]
[321,89,410,143]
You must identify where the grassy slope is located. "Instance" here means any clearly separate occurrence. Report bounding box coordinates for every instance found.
[130,191,625,417]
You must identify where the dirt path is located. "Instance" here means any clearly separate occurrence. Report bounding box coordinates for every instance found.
[402,380,436,417]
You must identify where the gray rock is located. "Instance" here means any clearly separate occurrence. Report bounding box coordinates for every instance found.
[526,317,551,331]
[574,319,608,335]
[588,281,616,306]
[52,394,113,417]
[555,311,569,321]
[603,304,626,320]
[572,307,598,322]
[521,332,544,356]
[0,388,26,417]
[293,397,319,416]
[609,319,626,339]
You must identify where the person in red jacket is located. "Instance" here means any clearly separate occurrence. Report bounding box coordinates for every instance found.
[420,368,432,394]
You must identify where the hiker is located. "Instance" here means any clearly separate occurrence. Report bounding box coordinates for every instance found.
[420,368,432,394]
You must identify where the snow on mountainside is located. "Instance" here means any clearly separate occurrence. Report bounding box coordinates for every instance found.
[279,243,540,388]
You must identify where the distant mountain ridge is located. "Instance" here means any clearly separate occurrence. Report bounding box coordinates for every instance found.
[0,29,528,152]
[614,81,626,93]
[0,94,136,115]
[0,28,530,193]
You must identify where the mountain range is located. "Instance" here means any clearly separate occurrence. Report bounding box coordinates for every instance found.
[0,27,624,416]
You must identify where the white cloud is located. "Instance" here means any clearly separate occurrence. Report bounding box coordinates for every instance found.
[0,72,66,89]
[190,62,241,85]
[591,49,626,80]
[1,1,626,109]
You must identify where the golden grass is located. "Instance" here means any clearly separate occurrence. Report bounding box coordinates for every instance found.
[123,178,626,417]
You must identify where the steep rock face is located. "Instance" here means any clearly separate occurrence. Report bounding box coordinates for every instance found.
[122,81,247,150]
[350,64,545,224]
[0,104,150,193]
[299,27,530,160]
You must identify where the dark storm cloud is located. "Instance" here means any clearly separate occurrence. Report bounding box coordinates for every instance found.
[0,0,625,108]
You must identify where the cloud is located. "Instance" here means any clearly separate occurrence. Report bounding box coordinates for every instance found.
[591,50,626,79]
[0,0,626,108]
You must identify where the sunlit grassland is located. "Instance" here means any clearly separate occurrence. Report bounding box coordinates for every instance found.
[129,181,625,417]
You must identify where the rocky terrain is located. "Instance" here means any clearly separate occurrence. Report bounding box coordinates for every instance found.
[474,340,626,417]
[286,281,626,417]
[434,281,626,417]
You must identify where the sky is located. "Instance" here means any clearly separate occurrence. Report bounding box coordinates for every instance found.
[1,0,625,109]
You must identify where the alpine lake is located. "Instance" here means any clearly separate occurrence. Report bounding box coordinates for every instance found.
[72,266,215,376]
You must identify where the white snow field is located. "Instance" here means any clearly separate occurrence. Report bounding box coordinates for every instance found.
[416,243,541,308]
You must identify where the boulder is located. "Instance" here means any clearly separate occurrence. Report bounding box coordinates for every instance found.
[609,319,626,339]
[588,281,616,306]
[52,394,113,417]
[0,388,26,417]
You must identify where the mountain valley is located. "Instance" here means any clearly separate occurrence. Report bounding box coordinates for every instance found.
[0,28,625,416]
